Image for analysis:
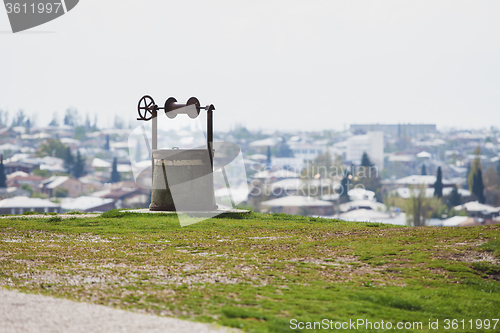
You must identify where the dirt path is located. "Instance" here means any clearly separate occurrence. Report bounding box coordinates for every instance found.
[1,289,239,333]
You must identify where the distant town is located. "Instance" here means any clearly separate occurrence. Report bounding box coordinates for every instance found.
[0,108,499,227]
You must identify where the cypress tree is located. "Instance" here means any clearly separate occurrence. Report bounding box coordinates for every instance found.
[468,146,485,203]
[446,185,462,208]
[497,160,500,185]
[339,171,351,203]
[111,157,120,183]
[361,152,372,167]
[63,147,74,175]
[472,172,478,199]
[266,146,271,169]
[465,163,471,189]
[73,151,85,178]
[468,146,482,192]
[0,155,6,188]
[104,134,110,151]
[25,118,31,134]
[421,164,427,175]
[473,168,486,204]
[434,167,443,198]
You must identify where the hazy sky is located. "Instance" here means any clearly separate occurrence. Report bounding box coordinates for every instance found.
[1,1,499,131]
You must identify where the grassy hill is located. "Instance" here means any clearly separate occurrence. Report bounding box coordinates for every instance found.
[0,211,499,332]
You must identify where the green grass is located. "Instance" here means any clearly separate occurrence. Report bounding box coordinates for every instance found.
[0,212,499,332]
[480,238,500,258]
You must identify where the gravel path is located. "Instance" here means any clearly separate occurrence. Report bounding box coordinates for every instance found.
[1,289,239,333]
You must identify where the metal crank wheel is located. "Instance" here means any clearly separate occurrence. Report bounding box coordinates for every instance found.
[137,95,155,121]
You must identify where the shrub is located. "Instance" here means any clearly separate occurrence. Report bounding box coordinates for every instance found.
[100,209,126,218]
[22,210,40,215]
[472,261,500,275]
[54,188,69,198]
[480,239,500,258]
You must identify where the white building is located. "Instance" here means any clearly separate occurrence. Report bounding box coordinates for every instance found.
[346,132,384,170]
[60,196,116,212]
[289,143,326,162]
[0,196,62,215]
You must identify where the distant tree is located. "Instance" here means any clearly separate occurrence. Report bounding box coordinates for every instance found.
[0,155,6,188]
[54,187,69,198]
[1,110,9,127]
[90,114,99,131]
[85,113,91,131]
[21,183,33,196]
[355,152,380,194]
[30,114,37,128]
[64,110,71,126]
[445,185,462,208]
[73,151,85,178]
[114,115,124,129]
[434,167,443,198]
[361,152,373,167]
[64,107,79,126]
[232,125,251,140]
[104,134,110,150]
[49,112,59,126]
[421,164,427,175]
[74,126,86,141]
[472,168,486,204]
[339,171,351,203]
[275,142,294,158]
[25,118,31,134]
[11,109,26,127]
[497,161,500,184]
[484,166,499,188]
[266,146,271,169]
[63,147,74,174]
[406,185,431,226]
[484,187,500,207]
[312,150,333,178]
[464,163,471,189]
[110,157,120,183]
[32,167,50,178]
[37,139,67,159]
[468,146,481,191]
[468,146,485,203]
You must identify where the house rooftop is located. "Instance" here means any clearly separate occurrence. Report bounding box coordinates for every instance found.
[454,201,500,213]
[0,196,59,208]
[394,175,453,186]
[338,200,386,213]
[60,196,114,211]
[338,208,391,221]
[44,176,70,189]
[261,196,332,207]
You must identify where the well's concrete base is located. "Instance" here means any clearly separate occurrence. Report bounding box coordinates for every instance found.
[122,208,250,216]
